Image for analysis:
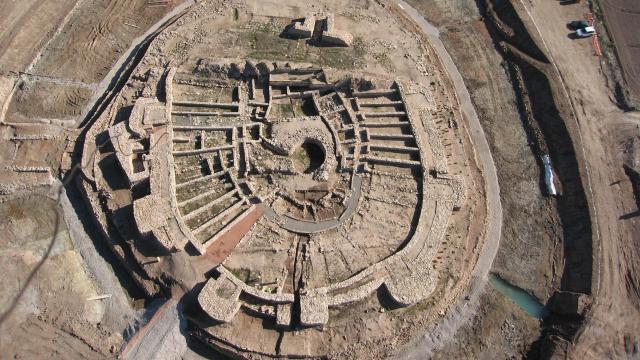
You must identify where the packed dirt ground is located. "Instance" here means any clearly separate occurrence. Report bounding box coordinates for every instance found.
[405,0,640,358]
[402,0,561,357]
[598,0,640,107]
[0,0,638,358]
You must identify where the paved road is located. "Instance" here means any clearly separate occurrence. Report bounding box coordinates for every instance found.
[391,1,503,358]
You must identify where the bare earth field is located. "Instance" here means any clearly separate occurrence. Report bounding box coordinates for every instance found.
[0,0,639,358]
[31,0,183,83]
[0,187,136,359]
[418,0,640,358]
[0,0,77,72]
[2,0,185,127]
[600,0,640,106]
[520,0,640,357]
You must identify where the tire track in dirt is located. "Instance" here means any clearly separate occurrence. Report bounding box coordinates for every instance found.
[0,317,103,360]
[25,0,86,74]
[0,1,44,65]
[65,88,90,111]
[82,0,131,80]
[86,0,128,51]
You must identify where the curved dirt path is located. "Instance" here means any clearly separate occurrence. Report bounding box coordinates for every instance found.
[391,1,503,358]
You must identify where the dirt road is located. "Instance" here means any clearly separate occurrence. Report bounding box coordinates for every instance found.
[392,1,503,357]
[514,0,640,356]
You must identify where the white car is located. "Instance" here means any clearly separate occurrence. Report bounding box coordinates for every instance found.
[575,26,595,38]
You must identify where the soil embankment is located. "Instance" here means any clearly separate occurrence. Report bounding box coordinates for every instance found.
[470,0,594,356]
[404,0,594,358]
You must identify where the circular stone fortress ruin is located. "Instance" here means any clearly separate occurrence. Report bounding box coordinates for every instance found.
[77,0,489,358]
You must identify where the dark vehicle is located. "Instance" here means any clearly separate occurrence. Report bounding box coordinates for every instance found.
[568,20,589,29]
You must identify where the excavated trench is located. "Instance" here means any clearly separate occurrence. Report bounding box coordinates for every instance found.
[476,0,594,356]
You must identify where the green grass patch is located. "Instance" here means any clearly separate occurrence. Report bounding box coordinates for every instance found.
[271,102,294,117]
[230,268,261,286]
[292,147,311,172]
[242,25,364,70]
